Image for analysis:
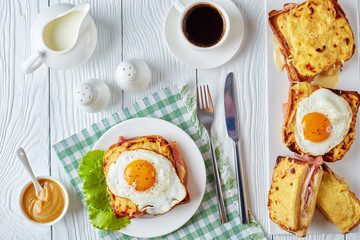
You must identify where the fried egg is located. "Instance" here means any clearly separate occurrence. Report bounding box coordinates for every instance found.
[295,88,352,155]
[106,149,187,215]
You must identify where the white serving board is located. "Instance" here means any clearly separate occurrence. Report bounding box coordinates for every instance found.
[266,0,360,235]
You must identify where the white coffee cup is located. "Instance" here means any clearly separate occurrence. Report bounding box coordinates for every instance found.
[173,0,230,51]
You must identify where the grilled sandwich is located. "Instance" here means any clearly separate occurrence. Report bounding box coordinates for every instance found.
[268,0,355,82]
[317,164,360,233]
[268,156,323,237]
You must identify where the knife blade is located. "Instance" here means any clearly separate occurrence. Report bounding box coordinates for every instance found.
[224,72,249,224]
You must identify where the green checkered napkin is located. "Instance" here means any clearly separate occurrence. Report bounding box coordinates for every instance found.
[52,85,265,240]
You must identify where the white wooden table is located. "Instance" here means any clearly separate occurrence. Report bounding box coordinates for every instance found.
[1,0,359,239]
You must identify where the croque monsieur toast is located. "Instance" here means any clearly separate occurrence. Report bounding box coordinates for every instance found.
[268,0,355,82]
[268,156,323,237]
[317,164,360,234]
[282,82,360,162]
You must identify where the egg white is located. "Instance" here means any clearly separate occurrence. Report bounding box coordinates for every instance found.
[295,88,352,155]
[106,149,187,215]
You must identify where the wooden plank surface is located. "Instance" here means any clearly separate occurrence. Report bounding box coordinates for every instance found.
[122,0,195,107]
[1,0,360,239]
[49,1,122,239]
[0,1,51,239]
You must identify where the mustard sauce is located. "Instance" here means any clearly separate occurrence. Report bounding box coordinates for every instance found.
[21,179,65,223]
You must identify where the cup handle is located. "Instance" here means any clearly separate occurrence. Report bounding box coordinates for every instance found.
[174,0,186,12]
[21,51,44,74]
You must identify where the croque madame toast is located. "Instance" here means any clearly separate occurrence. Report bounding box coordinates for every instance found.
[103,135,188,218]
[268,0,355,82]
[282,82,360,162]
[317,164,360,234]
[268,156,323,237]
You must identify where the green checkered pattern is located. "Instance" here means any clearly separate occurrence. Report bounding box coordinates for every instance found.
[52,85,265,240]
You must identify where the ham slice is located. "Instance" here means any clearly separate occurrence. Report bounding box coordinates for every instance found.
[169,141,187,185]
[282,102,288,118]
[169,141,190,204]
[284,3,298,10]
[118,136,130,144]
[131,212,145,218]
[295,154,324,218]
[294,153,323,168]
[301,165,316,218]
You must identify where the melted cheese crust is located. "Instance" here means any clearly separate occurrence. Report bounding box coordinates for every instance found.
[277,0,354,76]
[317,165,360,233]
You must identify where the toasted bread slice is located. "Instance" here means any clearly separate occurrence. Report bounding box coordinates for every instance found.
[268,157,308,234]
[282,82,360,162]
[268,0,355,82]
[316,164,360,233]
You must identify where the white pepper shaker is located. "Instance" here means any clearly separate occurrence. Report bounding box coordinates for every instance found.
[115,59,151,92]
[74,79,110,113]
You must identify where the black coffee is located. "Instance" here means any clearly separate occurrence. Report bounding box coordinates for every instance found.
[182,4,225,47]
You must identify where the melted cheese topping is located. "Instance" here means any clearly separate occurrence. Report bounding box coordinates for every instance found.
[273,37,285,71]
[313,73,339,89]
[317,169,360,233]
[277,0,354,76]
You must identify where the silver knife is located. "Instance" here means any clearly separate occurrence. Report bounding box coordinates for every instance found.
[224,72,249,224]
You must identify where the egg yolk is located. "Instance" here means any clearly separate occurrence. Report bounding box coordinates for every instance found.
[301,112,332,142]
[124,160,156,192]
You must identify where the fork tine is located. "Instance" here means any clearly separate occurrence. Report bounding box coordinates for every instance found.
[196,86,200,108]
[203,85,207,109]
[200,86,205,110]
[206,85,213,110]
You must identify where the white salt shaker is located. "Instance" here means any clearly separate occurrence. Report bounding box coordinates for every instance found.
[74,79,110,113]
[115,59,151,92]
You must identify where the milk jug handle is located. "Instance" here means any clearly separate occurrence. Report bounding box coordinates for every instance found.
[21,51,43,74]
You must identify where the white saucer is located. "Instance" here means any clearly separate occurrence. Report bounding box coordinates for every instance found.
[164,0,244,69]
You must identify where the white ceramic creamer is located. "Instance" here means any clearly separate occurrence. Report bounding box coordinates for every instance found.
[21,3,97,74]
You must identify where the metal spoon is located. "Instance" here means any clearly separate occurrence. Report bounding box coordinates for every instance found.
[16,148,43,198]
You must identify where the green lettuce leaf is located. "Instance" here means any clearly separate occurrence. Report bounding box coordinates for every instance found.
[79,150,130,231]
[78,150,104,179]
[83,170,112,211]
[88,206,130,231]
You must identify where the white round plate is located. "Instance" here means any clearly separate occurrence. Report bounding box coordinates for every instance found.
[92,117,206,238]
[164,0,244,69]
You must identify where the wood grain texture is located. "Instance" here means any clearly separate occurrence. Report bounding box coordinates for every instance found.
[49,1,122,240]
[1,0,360,239]
[122,0,195,107]
[196,0,269,234]
[0,0,51,239]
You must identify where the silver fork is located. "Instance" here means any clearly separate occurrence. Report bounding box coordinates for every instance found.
[197,85,228,224]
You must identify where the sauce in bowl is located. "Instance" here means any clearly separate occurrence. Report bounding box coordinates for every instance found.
[21,178,66,223]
